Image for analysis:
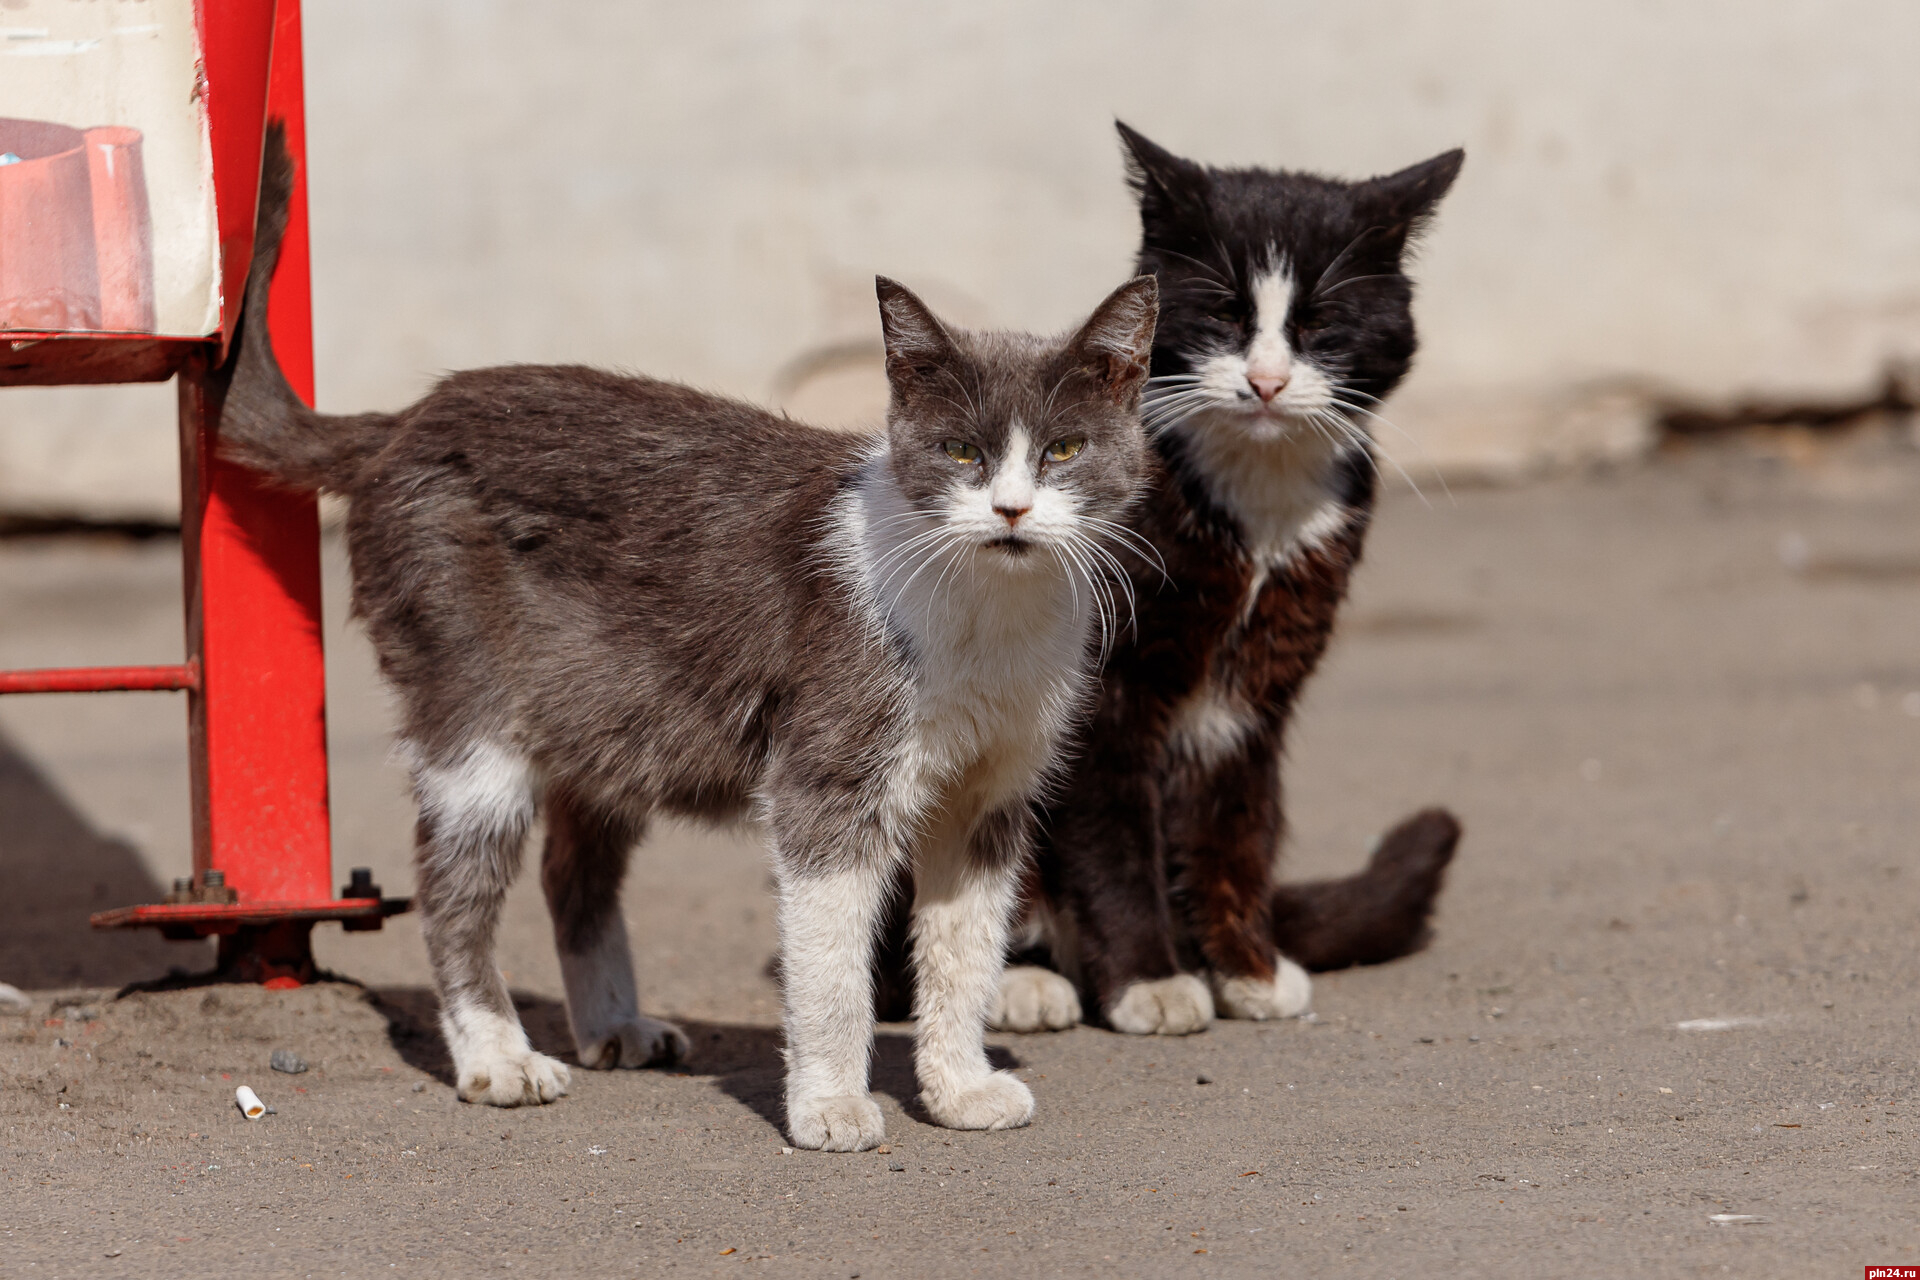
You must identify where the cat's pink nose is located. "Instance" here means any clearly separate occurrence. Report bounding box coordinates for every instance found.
[1248,373,1289,402]
[993,503,1030,527]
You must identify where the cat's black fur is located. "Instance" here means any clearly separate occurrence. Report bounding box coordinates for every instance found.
[986,126,1468,1033]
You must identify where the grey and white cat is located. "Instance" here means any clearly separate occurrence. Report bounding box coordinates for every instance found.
[223,126,1157,1151]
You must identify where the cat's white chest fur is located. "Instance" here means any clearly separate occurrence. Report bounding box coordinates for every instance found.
[901,579,1087,814]
[1179,413,1352,604]
[831,459,1093,830]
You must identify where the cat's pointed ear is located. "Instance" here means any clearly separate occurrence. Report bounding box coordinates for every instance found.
[1117,121,1210,228]
[1068,275,1159,403]
[1363,148,1465,248]
[875,276,956,378]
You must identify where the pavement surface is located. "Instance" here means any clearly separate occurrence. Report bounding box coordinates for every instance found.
[3,428,1918,1279]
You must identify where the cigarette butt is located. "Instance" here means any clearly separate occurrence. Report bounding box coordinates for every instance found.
[235,1085,267,1119]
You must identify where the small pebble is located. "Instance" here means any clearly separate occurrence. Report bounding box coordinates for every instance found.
[888,1161,906,1172]
[1418,1036,1435,1044]
[411,1081,426,1092]
[874,1144,891,1154]
[270,1050,308,1074]
[0,983,30,1015]
[1196,1074,1213,1085]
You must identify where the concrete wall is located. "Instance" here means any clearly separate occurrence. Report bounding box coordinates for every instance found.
[5,0,1918,518]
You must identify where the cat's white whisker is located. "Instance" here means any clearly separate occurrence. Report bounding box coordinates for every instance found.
[1059,529,1132,652]
[1307,224,1386,303]
[1150,245,1234,293]
[1052,536,1110,656]
[1081,514,1167,580]
[1312,407,1430,507]
[869,527,959,593]
[1326,397,1453,505]
[879,531,965,607]
[1314,272,1402,299]
[1080,544,1137,643]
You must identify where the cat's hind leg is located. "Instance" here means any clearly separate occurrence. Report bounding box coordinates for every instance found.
[541,788,688,1071]
[411,740,571,1107]
[912,806,1034,1131]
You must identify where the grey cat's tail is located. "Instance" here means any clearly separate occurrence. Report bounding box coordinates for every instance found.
[1270,808,1460,971]
[220,119,385,492]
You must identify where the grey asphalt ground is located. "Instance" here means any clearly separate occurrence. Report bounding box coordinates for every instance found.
[3,428,1918,1278]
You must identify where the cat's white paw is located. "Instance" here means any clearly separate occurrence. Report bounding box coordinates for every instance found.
[1105,974,1214,1035]
[1212,959,1313,1021]
[787,1094,886,1152]
[922,1070,1035,1132]
[576,1016,690,1070]
[990,965,1082,1032]
[456,1048,571,1107]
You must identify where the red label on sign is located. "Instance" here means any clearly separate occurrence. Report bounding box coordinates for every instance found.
[1865,1268,1920,1279]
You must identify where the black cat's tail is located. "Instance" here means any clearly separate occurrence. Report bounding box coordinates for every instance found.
[1270,808,1461,971]
[220,119,386,492]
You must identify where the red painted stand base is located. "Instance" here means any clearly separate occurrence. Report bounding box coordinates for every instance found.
[90,898,409,935]
[91,901,409,984]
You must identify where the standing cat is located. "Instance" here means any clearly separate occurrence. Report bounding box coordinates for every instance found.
[977,125,1467,1036]
[222,126,1158,1148]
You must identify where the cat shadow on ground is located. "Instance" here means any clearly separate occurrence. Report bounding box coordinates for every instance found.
[0,726,208,990]
[365,985,1019,1136]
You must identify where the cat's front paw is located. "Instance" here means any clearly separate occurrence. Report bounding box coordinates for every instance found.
[787,1094,886,1152]
[1212,959,1312,1021]
[576,1016,690,1070]
[922,1070,1035,1132]
[456,1049,571,1107]
[1105,974,1214,1035]
[990,965,1082,1032]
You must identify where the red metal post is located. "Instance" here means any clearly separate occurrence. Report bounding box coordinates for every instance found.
[176,0,334,974]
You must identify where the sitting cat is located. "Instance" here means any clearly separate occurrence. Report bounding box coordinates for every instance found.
[222,125,1158,1149]
[911,125,1468,1037]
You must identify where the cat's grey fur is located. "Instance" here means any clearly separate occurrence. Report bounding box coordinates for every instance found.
[222,125,1157,1150]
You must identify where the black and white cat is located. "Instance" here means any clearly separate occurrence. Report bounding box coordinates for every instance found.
[982,124,1467,1036]
[222,125,1158,1149]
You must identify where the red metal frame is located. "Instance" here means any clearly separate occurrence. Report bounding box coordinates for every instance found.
[0,663,199,695]
[0,0,406,984]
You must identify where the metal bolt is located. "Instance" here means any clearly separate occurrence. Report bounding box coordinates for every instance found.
[203,869,226,888]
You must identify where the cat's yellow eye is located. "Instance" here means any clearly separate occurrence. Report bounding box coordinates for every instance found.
[1045,437,1085,463]
[942,440,982,465]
